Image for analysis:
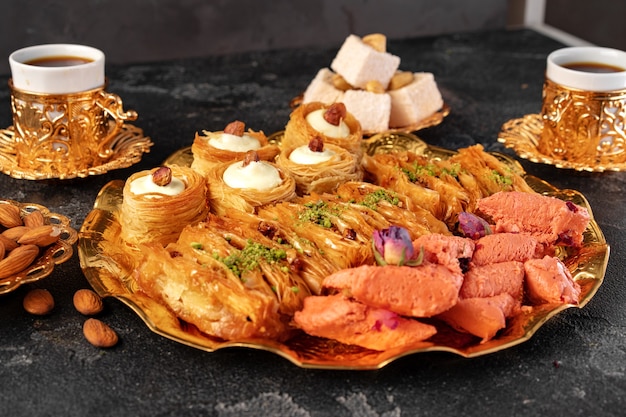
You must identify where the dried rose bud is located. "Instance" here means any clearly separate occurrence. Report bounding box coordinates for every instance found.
[242,150,260,167]
[565,201,579,213]
[152,166,172,186]
[372,226,422,266]
[224,120,246,136]
[370,309,399,331]
[323,103,347,126]
[457,212,492,239]
[308,136,325,153]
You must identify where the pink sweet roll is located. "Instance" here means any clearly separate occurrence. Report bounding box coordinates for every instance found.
[476,191,590,247]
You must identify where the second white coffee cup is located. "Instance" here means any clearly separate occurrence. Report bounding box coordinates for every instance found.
[546,46,626,92]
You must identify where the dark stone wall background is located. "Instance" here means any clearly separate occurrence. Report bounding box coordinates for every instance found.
[0,0,508,74]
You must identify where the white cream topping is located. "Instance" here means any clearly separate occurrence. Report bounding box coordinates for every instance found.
[305,109,350,138]
[223,160,282,190]
[129,174,185,197]
[289,145,336,165]
[208,133,261,152]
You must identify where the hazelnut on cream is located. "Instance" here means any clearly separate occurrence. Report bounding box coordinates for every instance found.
[223,151,282,190]
[129,167,185,196]
[289,137,336,165]
[306,109,350,138]
[208,120,262,152]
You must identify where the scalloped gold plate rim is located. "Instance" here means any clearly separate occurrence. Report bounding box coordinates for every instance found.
[0,123,153,180]
[0,200,78,295]
[78,133,609,370]
[498,114,626,172]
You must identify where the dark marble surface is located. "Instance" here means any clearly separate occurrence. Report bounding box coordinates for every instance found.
[1,29,625,417]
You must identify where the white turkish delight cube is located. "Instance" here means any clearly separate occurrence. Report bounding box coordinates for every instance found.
[303,68,344,104]
[388,72,443,127]
[331,34,400,90]
[341,90,391,133]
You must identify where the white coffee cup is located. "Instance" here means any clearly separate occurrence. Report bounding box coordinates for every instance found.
[539,46,626,166]
[546,46,626,92]
[9,44,105,94]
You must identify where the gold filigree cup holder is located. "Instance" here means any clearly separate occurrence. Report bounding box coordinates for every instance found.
[78,132,609,369]
[498,114,626,172]
[0,82,153,180]
[500,80,626,172]
[0,200,78,295]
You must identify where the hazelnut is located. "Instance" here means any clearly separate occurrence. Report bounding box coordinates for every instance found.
[23,288,54,315]
[152,166,172,187]
[308,136,325,153]
[223,120,246,136]
[323,103,347,126]
[242,150,260,167]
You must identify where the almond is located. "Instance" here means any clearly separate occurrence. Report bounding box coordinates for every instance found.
[365,80,385,94]
[73,289,104,316]
[362,33,387,52]
[83,318,118,348]
[18,225,61,247]
[0,234,18,252]
[2,226,30,242]
[23,288,54,315]
[0,244,39,279]
[0,204,23,228]
[0,240,4,261]
[388,71,414,91]
[23,210,45,228]
[331,74,353,91]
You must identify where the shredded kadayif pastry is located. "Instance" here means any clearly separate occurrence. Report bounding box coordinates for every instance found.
[129,142,536,343]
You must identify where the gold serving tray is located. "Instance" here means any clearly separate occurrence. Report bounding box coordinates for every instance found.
[78,133,609,370]
[0,200,78,295]
[498,114,626,172]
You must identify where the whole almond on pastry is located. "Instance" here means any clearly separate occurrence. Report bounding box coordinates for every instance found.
[73,289,104,316]
[18,225,61,247]
[0,244,39,279]
[83,318,118,348]
[23,288,55,315]
[23,210,45,228]
[0,204,23,228]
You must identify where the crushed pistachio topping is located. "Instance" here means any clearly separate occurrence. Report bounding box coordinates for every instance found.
[359,189,400,210]
[213,239,287,278]
[298,201,340,228]
[402,162,460,183]
[489,170,513,187]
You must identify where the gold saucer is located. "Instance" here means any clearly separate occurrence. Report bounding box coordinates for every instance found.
[0,123,153,180]
[498,114,626,172]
